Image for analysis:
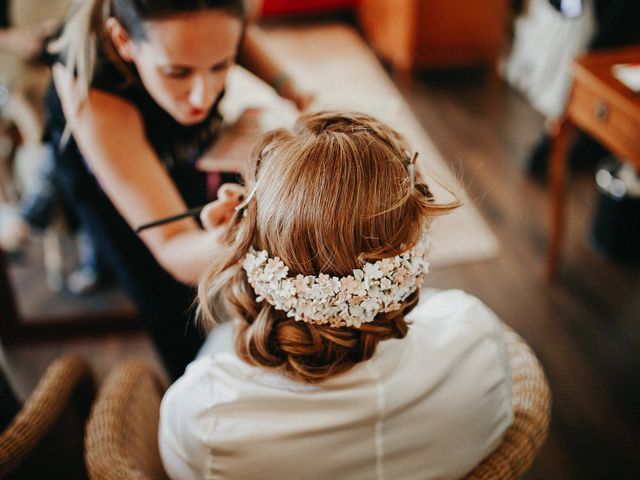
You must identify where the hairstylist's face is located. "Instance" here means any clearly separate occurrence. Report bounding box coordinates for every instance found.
[111,10,242,125]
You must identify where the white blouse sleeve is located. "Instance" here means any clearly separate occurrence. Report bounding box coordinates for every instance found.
[408,289,514,474]
[158,358,217,480]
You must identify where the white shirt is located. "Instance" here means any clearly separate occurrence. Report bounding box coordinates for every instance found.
[159,289,513,480]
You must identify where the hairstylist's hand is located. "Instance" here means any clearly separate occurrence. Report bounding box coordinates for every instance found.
[199,183,245,234]
[0,19,57,61]
[278,78,315,111]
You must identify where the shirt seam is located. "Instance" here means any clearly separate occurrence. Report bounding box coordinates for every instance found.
[365,362,386,480]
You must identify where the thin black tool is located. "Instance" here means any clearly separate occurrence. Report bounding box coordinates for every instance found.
[135,205,204,233]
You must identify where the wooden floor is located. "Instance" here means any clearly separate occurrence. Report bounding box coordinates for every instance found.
[3,23,640,480]
[404,68,640,479]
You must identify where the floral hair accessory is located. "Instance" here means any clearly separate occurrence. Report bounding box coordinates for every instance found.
[242,232,430,328]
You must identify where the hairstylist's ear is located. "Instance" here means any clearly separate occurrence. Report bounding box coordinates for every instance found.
[106,17,134,62]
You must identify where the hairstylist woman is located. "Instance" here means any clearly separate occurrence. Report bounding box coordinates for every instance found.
[46,0,311,379]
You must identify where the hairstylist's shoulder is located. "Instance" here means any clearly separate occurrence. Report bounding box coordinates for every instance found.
[52,62,143,133]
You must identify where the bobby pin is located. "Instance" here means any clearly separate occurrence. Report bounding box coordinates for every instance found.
[407,151,418,184]
[234,183,258,212]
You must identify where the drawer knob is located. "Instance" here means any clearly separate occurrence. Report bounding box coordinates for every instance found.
[595,101,609,121]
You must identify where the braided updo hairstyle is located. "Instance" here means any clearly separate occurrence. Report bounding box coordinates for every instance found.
[198,111,460,383]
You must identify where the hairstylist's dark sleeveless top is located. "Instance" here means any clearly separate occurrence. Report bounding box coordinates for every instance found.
[44,43,226,207]
[0,0,9,28]
[41,37,231,381]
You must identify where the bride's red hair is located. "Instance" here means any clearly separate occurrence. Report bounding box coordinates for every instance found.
[198,111,460,382]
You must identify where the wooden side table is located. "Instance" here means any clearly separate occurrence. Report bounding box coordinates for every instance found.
[547,46,640,279]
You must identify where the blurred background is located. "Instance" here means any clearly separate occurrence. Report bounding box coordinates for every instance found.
[1,1,639,478]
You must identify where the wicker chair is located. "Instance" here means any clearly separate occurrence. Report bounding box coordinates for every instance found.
[465,327,551,479]
[85,359,170,480]
[85,328,550,480]
[0,354,95,479]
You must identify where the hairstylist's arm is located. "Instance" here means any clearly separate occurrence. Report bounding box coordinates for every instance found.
[53,64,241,284]
[238,25,314,111]
[0,19,57,60]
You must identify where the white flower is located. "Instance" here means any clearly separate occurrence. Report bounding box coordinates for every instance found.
[363,262,383,280]
[317,273,340,296]
[340,276,359,295]
[279,279,297,298]
[367,284,382,299]
[349,305,364,319]
[307,281,324,300]
[243,232,430,328]
[252,251,268,268]
[264,257,288,281]
[378,258,396,274]
[293,274,310,293]
[380,277,392,290]
[361,298,381,312]
[393,266,410,284]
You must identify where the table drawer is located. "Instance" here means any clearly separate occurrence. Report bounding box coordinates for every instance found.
[569,80,640,163]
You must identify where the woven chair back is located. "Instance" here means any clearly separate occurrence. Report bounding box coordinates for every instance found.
[85,326,549,480]
[0,354,95,479]
[465,327,551,479]
[85,359,169,480]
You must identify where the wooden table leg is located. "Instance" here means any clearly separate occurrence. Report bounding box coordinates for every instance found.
[546,118,574,280]
[392,57,414,92]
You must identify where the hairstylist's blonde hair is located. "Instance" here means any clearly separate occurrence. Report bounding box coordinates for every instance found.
[199,111,461,383]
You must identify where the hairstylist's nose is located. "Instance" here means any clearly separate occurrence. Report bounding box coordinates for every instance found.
[188,75,211,109]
